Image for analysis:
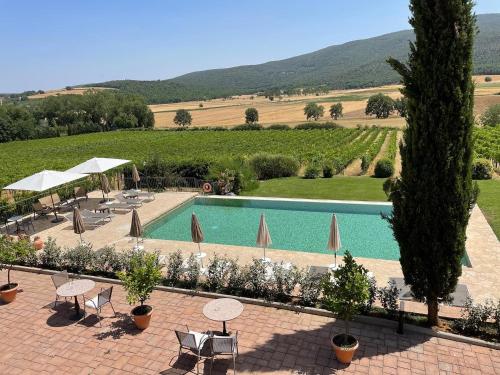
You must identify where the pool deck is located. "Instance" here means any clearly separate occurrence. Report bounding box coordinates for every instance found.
[25,191,500,306]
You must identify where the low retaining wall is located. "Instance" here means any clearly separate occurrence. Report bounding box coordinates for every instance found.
[6,264,499,350]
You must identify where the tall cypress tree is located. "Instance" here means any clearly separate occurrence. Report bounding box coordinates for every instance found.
[387,0,475,326]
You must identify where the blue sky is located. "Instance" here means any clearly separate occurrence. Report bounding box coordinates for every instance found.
[1,0,499,92]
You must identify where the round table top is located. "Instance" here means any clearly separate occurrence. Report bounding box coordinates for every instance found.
[56,279,95,298]
[203,298,244,322]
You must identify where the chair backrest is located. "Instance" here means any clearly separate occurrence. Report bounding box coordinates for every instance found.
[33,202,44,211]
[210,333,237,355]
[51,193,61,204]
[175,330,198,350]
[97,287,113,307]
[38,196,51,207]
[74,186,87,198]
[51,271,69,289]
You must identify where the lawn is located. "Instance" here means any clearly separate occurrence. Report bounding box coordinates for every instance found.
[243,176,500,238]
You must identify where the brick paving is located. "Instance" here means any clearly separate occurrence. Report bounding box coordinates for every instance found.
[0,270,498,375]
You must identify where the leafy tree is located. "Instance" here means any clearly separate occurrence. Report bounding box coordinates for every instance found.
[322,251,370,344]
[117,251,162,311]
[173,109,192,127]
[387,0,475,326]
[245,107,259,124]
[480,104,500,127]
[304,102,324,121]
[365,94,395,118]
[393,97,408,117]
[113,113,138,129]
[329,103,343,120]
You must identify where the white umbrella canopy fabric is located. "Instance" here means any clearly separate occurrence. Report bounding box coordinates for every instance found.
[256,213,272,263]
[4,170,88,191]
[327,213,342,269]
[66,157,130,174]
[3,170,88,223]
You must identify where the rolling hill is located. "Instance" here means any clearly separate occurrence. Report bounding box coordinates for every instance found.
[83,14,500,104]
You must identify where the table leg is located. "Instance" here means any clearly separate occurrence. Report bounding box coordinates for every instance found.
[222,321,228,336]
[69,295,84,320]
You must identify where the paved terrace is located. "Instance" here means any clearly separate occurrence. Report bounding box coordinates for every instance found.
[0,270,499,375]
[29,191,500,305]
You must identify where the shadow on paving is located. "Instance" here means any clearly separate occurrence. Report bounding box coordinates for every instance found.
[93,312,143,340]
[161,319,432,374]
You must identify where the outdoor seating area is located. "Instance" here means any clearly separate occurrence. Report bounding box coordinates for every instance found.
[0,270,498,375]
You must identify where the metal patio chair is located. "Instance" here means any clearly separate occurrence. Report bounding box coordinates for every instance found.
[175,325,210,374]
[83,286,116,326]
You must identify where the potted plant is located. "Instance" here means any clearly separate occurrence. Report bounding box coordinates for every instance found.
[322,251,370,364]
[0,237,35,303]
[117,250,162,329]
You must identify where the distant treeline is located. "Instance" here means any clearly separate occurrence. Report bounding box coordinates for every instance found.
[0,91,154,143]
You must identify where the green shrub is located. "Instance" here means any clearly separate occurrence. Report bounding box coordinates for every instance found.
[361,154,371,172]
[485,76,492,82]
[480,104,500,127]
[226,258,246,294]
[299,272,324,306]
[374,158,395,178]
[472,158,493,180]
[185,254,200,288]
[206,254,231,292]
[270,262,301,301]
[164,250,183,286]
[94,246,125,275]
[322,164,334,178]
[64,243,95,274]
[267,124,290,130]
[245,259,271,298]
[454,297,493,335]
[377,280,400,318]
[249,153,299,180]
[232,123,263,131]
[304,164,321,179]
[39,237,63,269]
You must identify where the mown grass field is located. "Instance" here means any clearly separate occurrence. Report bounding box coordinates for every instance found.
[243,177,500,238]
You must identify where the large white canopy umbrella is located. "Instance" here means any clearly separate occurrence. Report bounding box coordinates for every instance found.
[66,157,130,174]
[66,157,130,201]
[3,170,88,222]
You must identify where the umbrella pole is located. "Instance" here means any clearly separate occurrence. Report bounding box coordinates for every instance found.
[79,233,83,243]
[198,243,203,268]
[335,252,337,268]
[264,247,266,262]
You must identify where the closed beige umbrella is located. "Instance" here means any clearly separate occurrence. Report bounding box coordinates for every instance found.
[130,209,143,250]
[256,213,272,263]
[191,213,206,268]
[73,207,85,243]
[131,164,140,190]
[100,174,111,202]
[327,213,342,269]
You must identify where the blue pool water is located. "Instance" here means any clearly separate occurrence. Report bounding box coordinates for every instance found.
[144,197,402,261]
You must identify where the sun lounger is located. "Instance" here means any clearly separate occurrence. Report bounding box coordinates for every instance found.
[115,193,143,207]
[69,213,107,228]
[105,202,134,212]
[81,209,113,221]
[123,189,155,201]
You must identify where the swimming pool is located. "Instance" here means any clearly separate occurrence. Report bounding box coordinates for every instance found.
[144,196,402,261]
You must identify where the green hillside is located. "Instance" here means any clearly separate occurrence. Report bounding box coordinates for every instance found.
[84,14,500,104]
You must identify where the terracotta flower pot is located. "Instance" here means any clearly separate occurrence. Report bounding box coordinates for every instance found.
[0,283,19,304]
[132,305,153,329]
[33,237,44,250]
[331,334,359,364]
